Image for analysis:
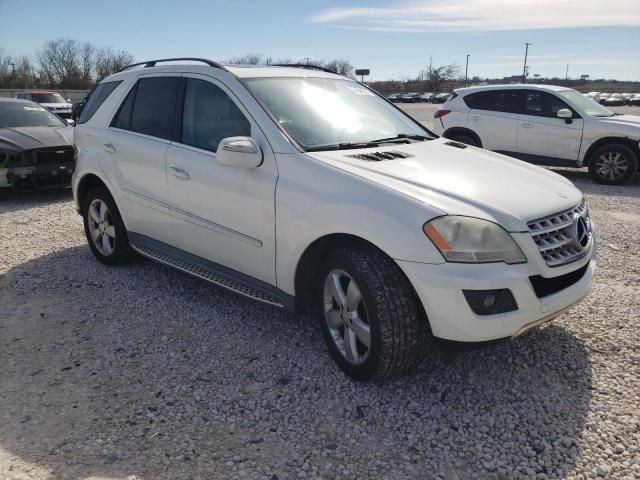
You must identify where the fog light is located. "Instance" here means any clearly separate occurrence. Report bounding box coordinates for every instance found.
[483,294,496,308]
[462,289,518,316]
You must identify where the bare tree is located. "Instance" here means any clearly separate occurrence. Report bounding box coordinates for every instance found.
[421,63,460,92]
[80,42,95,85]
[94,47,133,82]
[226,53,263,65]
[323,58,354,77]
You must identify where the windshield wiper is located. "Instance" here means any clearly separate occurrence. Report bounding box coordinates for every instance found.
[367,133,432,143]
[305,134,432,152]
[306,141,379,152]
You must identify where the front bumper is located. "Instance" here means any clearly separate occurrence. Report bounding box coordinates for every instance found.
[397,229,597,342]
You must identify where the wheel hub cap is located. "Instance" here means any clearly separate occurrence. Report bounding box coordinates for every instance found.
[323,269,371,365]
[87,199,115,256]
[596,151,628,181]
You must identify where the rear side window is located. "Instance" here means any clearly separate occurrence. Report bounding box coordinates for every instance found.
[180,78,251,152]
[112,77,179,140]
[464,90,522,114]
[524,91,574,118]
[78,81,122,124]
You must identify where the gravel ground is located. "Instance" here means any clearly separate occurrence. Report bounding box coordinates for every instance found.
[1,158,639,479]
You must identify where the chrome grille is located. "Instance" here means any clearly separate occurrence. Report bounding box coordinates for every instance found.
[527,200,591,267]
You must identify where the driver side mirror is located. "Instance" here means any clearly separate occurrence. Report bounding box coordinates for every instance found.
[65,118,76,126]
[557,108,573,123]
[216,137,263,168]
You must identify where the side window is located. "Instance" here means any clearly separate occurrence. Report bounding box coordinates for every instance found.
[112,77,179,140]
[78,80,122,124]
[181,78,251,152]
[524,91,573,118]
[112,85,136,130]
[464,90,522,114]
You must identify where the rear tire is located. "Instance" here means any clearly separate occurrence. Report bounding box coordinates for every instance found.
[318,247,428,381]
[588,143,638,185]
[82,186,134,265]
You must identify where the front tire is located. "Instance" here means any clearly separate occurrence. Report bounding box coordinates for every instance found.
[588,143,638,185]
[82,186,134,265]
[318,247,428,381]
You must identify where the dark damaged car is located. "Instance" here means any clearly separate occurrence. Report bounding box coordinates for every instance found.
[0,98,75,190]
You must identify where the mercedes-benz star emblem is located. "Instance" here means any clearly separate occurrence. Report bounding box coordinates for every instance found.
[572,214,589,250]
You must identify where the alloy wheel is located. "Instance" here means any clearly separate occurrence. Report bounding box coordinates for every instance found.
[595,151,629,182]
[87,199,116,256]
[323,269,371,365]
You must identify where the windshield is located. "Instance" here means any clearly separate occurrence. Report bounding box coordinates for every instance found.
[557,89,614,117]
[31,93,67,104]
[0,102,67,128]
[244,77,432,150]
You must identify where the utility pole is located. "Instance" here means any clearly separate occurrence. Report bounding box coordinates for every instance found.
[10,63,16,86]
[522,43,531,83]
[303,57,310,65]
[464,54,470,87]
[565,63,569,81]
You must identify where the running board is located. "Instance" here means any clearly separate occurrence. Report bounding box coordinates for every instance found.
[128,233,291,309]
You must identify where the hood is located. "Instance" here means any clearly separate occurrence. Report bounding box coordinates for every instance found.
[596,114,640,129]
[305,139,583,232]
[0,126,74,153]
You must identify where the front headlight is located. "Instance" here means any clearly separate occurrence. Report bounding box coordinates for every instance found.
[423,216,526,264]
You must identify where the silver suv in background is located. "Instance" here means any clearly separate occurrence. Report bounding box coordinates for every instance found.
[432,85,640,184]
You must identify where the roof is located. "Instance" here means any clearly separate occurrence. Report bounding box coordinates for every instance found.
[225,64,344,79]
[19,90,57,94]
[105,62,346,82]
[454,84,572,94]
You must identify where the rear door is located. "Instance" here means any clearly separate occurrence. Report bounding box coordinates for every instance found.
[516,90,583,162]
[101,74,181,245]
[463,89,523,153]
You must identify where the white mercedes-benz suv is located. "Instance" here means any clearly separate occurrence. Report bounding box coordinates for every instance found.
[432,84,640,185]
[72,59,596,381]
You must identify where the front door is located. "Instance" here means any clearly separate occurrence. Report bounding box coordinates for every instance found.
[166,74,278,285]
[516,90,583,162]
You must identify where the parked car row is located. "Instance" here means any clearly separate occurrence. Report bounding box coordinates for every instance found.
[585,91,640,106]
[388,92,451,103]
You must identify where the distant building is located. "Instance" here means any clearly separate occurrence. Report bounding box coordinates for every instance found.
[502,75,523,84]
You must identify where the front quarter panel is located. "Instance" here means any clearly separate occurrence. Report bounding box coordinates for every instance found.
[275,153,446,295]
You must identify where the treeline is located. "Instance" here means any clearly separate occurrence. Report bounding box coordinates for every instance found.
[226,54,355,77]
[0,38,134,89]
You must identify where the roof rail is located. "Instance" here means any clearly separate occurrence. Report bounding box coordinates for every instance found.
[117,57,228,73]
[271,64,339,75]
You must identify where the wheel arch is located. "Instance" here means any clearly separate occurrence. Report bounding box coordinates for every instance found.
[75,172,129,228]
[583,136,640,166]
[293,233,427,322]
[76,173,109,214]
[442,127,483,147]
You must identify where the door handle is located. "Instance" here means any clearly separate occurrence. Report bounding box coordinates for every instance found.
[169,166,190,180]
[103,142,116,153]
[521,123,534,129]
[470,116,481,121]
